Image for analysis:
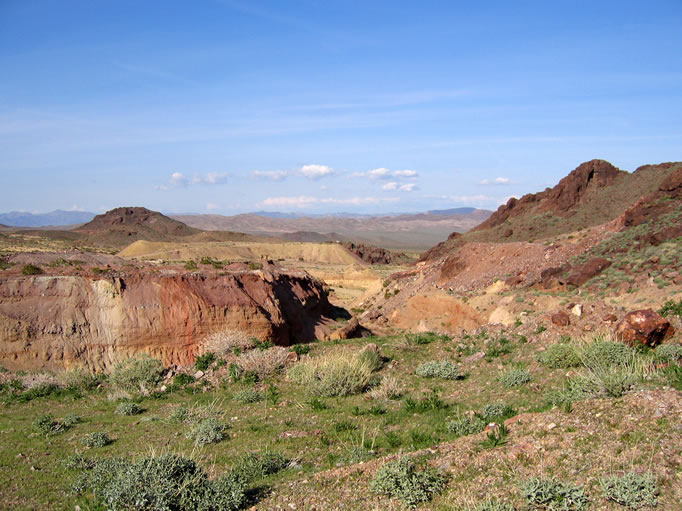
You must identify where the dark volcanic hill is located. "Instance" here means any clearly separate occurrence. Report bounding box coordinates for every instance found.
[74,207,200,246]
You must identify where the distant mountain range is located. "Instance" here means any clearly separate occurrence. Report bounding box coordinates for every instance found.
[0,210,96,227]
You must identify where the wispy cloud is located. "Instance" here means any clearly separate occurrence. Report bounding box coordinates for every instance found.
[193,172,228,185]
[252,170,288,181]
[160,171,228,189]
[382,182,417,192]
[206,203,220,210]
[479,177,511,185]
[354,168,419,180]
[170,172,189,187]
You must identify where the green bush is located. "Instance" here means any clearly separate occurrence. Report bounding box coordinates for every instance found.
[480,424,509,449]
[580,339,633,368]
[21,264,44,275]
[233,388,263,404]
[232,451,289,480]
[184,260,198,270]
[34,414,66,435]
[499,368,532,388]
[485,337,513,360]
[538,343,581,369]
[600,472,657,509]
[73,453,247,511]
[115,402,142,416]
[109,355,164,392]
[195,352,216,371]
[654,343,682,363]
[370,456,446,508]
[248,261,263,270]
[62,414,82,427]
[290,343,311,356]
[659,299,682,318]
[174,373,196,386]
[81,432,112,448]
[446,415,486,437]
[287,350,377,397]
[415,360,461,380]
[520,477,589,510]
[480,403,516,421]
[186,418,227,446]
[405,332,449,345]
[403,389,448,413]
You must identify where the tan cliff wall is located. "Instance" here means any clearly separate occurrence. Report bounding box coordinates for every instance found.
[0,269,332,371]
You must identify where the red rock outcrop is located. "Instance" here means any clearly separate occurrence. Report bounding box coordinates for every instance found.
[615,309,675,348]
[0,267,334,371]
[473,160,624,232]
[566,258,611,287]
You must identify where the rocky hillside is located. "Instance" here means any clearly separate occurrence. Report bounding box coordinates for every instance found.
[0,255,337,371]
[468,159,680,243]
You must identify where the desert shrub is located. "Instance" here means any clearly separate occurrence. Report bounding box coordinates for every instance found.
[11,382,61,403]
[480,424,509,449]
[446,415,486,437]
[81,432,112,448]
[290,343,311,356]
[233,388,263,404]
[62,414,82,427]
[538,343,581,369]
[369,375,404,400]
[34,414,65,435]
[580,338,633,368]
[485,337,513,360]
[186,418,227,446]
[370,456,446,508]
[287,349,377,397]
[115,401,142,416]
[237,347,289,379]
[403,389,448,413]
[499,368,532,388]
[520,477,589,510]
[73,453,247,511]
[195,352,216,371]
[62,454,94,471]
[60,367,103,391]
[248,261,263,270]
[480,403,517,421]
[174,373,196,386]
[415,360,461,380]
[232,451,289,480]
[184,260,198,270]
[202,330,257,356]
[600,472,657,509]
[21,264,44,275]
[405,332,449,345]
[109,355,164,393]
[654,343,682,363]
[308,398,328,411]
[659,298,682,318]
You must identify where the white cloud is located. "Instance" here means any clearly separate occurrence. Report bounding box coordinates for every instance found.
[398,183,416,192]
[367,167,391,179]
[169,172,188,187]
[447,194,495,204]
[393,169,418,178]
[203,172,228,185]
[297,164,334,179]
[382,181,398,191]
[479,177,511,185]
[68,204,85,211]
[252,170,289,181]
[261,195,398,208]
[206,203,220,210]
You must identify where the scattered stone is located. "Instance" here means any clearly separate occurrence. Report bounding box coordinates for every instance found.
[326,317,371,340]
[463,351,486,363]
[551,311,570,327]
[194,370,204,379]
[546,423,557,431]
[616,309,675,348]
[285,351,299,364]
[159,385,167,392]
[603,313,618,323]
[571,304,583,317]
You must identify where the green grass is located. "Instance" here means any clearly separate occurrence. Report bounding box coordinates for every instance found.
[0,331,679,509]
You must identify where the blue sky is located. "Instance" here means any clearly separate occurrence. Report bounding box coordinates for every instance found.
[1,0,681,215]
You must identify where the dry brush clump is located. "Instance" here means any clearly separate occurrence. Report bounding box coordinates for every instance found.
[287,348,380,397]
[368,375,404,400]
[200,329,257,356]
[236,346,290,379]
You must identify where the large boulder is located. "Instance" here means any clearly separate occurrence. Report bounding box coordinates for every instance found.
[566,258,611,287]
[615,309,675,347]
[551,311,570,327]
[326,317,371,341]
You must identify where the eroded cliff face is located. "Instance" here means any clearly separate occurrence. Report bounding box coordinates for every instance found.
[0,267,333,371]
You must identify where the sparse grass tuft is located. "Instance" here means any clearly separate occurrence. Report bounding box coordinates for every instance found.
[237,347,290,379]
[499,367,532,388]
[368,375,404,400]
[654,343,682,363]
[115,402,142,416]
[81,432,112,448]
[186,417,228,446]
[109,355,164,393]
[538,343,581,369]
[233,388,263,404]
